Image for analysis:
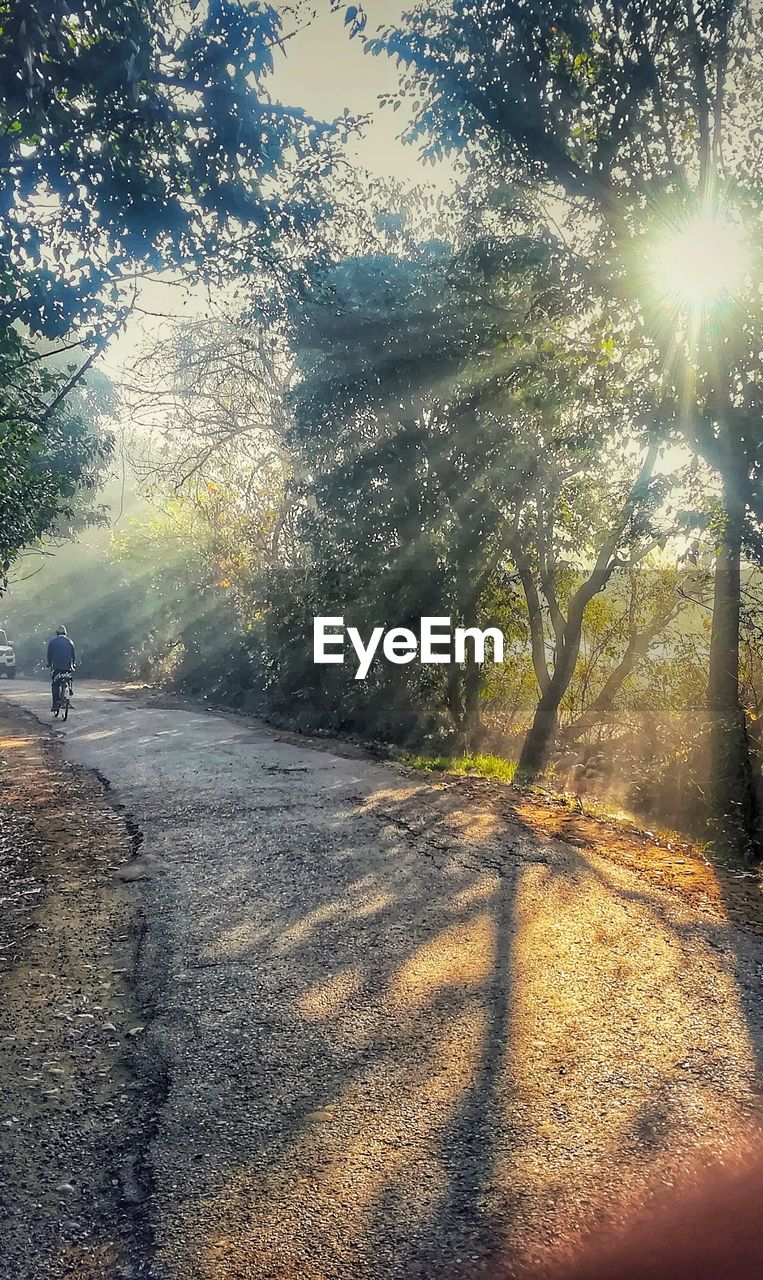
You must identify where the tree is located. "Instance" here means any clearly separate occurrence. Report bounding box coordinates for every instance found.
[122,316,294,539]
[287,243,517,747]
[1,0,336,340]
[512,442,667,779]
[374,0,763,856]
[0,1,343,576]
[0,328,113,587]
[558,567,688,749]
[287,229,675,756]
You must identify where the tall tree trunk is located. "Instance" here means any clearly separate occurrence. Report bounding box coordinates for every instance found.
[707,473,760,861]
[516,619,582,782]
[514,443,658,785]
[448,588,485,754]
[461,653,483,753]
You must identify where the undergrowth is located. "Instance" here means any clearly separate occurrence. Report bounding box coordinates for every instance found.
[403,752,518,783]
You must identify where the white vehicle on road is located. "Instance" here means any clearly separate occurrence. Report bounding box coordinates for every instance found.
[0,628,16,679]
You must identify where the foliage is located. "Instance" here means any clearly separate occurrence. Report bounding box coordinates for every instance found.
[0,328,114,587]
[0,0,342,587]
[371,2,759,198]
[373,0,763,852]
[403,752,518,782]
[1,0,336,341]
[3,491,259,699]
[276,236,571,743]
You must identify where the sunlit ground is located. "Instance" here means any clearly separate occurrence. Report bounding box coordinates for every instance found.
[161,779,762,1279]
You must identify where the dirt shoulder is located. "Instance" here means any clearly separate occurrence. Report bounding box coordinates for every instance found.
[413,770,763,935]
[0,703,159,1280]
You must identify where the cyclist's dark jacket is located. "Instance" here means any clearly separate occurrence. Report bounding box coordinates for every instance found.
[47,635,76,671]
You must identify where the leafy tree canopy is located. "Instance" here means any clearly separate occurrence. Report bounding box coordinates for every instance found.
[1,0,340,340]
[0,327,113,586]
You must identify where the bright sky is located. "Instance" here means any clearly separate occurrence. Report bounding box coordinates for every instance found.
[105,1,432,378]
[272,2,419,180]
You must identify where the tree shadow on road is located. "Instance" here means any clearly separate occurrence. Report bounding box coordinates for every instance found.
[145,761,763,1280]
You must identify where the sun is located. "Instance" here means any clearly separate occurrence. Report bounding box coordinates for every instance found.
[651,210,749,311]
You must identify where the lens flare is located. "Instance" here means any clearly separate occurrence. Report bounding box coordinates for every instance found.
[651,211,748,310]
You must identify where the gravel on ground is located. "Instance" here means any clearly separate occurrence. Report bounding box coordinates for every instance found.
[1,679,762,1280]
[0,700,158,1280]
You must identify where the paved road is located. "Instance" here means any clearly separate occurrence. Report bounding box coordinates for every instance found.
[3,678,763,1280]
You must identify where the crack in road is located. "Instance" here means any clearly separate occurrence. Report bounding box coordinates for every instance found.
[3,679,763,1280]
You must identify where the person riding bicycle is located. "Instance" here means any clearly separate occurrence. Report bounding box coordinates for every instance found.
[47,625,76,712]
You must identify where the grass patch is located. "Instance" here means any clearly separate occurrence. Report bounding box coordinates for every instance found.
[403,751,517,783]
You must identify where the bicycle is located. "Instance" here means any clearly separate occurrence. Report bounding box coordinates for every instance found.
[52,670,74,721]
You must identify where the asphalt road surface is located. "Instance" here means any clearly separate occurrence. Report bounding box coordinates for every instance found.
[3,678,763,1280]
